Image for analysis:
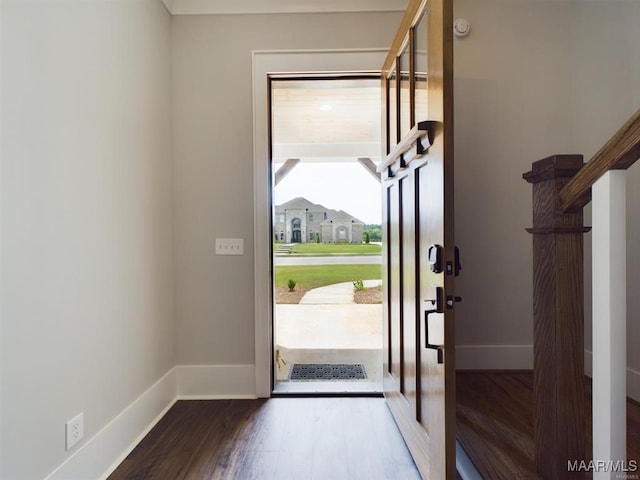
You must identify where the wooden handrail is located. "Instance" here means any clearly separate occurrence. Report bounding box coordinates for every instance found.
[559,108,640,212]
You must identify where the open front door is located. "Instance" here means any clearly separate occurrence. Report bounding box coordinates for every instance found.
[379,0,455,478]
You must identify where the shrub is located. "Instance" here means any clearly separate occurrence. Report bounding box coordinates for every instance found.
[287,279,297,292]
[353,279,365,291]
[364,232,370,244]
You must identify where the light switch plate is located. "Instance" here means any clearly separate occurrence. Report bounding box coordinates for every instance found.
[215,238,244,255]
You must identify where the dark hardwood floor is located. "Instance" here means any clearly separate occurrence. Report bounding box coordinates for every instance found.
[457,371,640,480]
[108,373,639,479]
[108,396,421,480]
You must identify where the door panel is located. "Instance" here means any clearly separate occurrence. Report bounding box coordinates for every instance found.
[380,0,455,478]
[386,184,402,384]
[401,175,418,412]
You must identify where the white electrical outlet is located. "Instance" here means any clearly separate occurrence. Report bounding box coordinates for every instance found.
[215,238,244,255]
[65,412,84,451]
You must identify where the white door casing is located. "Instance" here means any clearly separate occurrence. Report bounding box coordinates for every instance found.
[252,49,387,397]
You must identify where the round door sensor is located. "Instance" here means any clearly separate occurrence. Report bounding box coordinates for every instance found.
[454,18,471,37]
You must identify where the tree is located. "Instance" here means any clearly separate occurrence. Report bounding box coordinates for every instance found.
[363,224,382,242]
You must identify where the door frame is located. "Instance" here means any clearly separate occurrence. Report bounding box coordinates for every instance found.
[252,49,388,397]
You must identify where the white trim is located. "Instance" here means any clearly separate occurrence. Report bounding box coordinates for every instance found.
[592,171,627,473]
[455,345,533,370]
[176,365,257,399]
[253,49,388,398]
[628,367,640,404]
[43,364,272,479]
[46,368,177,480]
[168,0,406,15]
[456,346,640,402]
[585,350,640,403]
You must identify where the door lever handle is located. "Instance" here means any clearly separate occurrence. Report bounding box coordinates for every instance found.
[424,310,444,364]
[424,286,444,364]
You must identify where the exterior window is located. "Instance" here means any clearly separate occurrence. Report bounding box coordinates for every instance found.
[279,214,285,223]
[279,231,284,241]
[308,213,314,222]
[292,218,301,229]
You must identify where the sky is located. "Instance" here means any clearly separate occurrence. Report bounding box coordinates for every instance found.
[274,162,382,225]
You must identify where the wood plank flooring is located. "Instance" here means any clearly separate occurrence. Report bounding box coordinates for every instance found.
[108,397,421,480]
[456,371,640,480]
[109,373,639,479]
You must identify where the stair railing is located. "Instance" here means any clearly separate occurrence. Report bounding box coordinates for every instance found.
[523,108,640,479]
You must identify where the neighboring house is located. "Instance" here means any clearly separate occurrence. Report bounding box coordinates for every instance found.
[274,197,364,243]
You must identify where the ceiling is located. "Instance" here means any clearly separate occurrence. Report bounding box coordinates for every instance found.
[271,78,382,164]
[162,0,407,15]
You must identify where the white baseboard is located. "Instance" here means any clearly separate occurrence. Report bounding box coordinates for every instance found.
[456,347,639,401]
[456,346,640,402]
[39,357,638,480]
[585,350,640,403]
[456,345,533,370]
[45,368,178,480]
[44,364,258,480]
[628,367,640,403]
[176,364,257,399]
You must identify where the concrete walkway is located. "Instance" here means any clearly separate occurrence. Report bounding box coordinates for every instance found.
[275,304,383,349]
[275,279,384,383]
[274,303,383,381]
[299,279,382,304]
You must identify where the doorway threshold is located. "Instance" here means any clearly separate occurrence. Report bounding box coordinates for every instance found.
[456,441,483,480]
[273,379,382,394]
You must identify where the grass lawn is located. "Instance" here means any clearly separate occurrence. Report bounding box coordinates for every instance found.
[285,243,382,255]
[274,264,381,290]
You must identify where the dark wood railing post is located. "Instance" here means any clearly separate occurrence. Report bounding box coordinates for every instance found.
[523,155,590,479]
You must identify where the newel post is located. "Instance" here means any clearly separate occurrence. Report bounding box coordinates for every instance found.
[523,155,589,479]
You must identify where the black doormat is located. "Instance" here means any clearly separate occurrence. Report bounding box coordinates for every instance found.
[289,363,367,381]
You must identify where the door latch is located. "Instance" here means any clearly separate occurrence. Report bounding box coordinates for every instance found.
[445,246,462,276]
[446,295,462,310]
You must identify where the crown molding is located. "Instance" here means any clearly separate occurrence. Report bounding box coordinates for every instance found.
[165,0,407,15]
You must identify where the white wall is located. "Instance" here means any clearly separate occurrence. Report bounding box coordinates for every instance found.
[171,12,401,366]
[453,0,575,366]
[570,0,640,381]
[453,0,640,388]
[0,1,174,478]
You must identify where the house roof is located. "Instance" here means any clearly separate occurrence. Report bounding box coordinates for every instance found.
[275,197,323,211]
[275,197,364,224]
[321,209,363,225]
